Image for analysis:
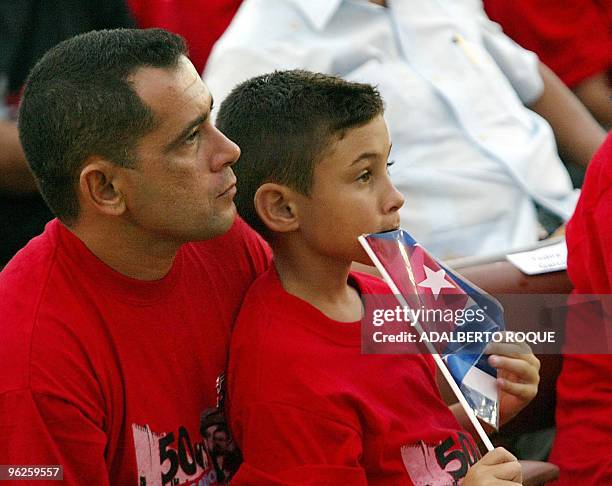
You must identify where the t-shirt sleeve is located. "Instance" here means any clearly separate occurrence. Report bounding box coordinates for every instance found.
[0,388,109,485]
[230,401,368,486]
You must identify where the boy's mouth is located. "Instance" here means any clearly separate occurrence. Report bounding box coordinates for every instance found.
[379,224,400,233]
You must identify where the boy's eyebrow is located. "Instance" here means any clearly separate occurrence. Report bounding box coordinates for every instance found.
[164,96,215,152]
[350,152,378,166]
[349,143,393,166]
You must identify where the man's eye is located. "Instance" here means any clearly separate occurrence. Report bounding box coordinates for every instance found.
[185,129,200,145]
[386,160,395,172]
[357,170,372,183]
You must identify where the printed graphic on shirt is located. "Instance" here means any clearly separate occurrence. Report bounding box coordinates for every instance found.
[401,432,480,485]
[132,373,242,486]
[132,423,217,486]
[199,408,242,484]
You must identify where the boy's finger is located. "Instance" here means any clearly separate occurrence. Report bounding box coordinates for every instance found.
[480,447,517,465]
[485,344,540,372]
[488,460,523,481]
[497,378,538,399]
[484,340,533,357]
[488,355,540,383]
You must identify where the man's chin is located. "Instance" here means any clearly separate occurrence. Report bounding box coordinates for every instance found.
[190,205,237,242]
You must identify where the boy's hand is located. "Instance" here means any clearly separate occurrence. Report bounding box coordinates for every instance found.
[486,337,541,426]
[463,447,522,485]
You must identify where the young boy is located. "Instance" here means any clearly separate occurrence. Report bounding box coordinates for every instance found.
[216,70,539,485]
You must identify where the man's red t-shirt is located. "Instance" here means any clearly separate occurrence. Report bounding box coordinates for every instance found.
[0,217,270,485]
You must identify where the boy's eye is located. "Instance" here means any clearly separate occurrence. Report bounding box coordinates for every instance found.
[357,170,372,183]
[386,160,395,173]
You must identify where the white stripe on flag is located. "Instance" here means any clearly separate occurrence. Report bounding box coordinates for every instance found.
[461,366,498,403]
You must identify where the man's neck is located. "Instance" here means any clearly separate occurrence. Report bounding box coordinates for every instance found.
[273,238,363,323]
[70,219,182,281]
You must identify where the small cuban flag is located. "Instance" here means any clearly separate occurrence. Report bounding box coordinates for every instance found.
[359,229,506,448]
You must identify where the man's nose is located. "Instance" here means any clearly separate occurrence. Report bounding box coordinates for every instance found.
[209,125,241,171]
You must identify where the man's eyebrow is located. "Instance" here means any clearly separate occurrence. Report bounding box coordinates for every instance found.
[165,96,214,152]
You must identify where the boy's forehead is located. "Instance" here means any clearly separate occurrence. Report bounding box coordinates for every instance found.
[319,116,390,166]
[316,133,343,162]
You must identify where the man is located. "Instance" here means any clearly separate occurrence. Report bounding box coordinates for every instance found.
[0,29,269,485]
[204,0,606,259]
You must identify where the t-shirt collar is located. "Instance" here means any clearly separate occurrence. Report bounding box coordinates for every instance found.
[54,220,183,304]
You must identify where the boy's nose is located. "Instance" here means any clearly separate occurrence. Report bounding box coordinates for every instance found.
[384,183,405,214]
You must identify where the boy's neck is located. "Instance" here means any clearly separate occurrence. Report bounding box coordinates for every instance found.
[272,239,364,323]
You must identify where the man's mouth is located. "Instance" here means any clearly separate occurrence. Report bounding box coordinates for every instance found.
[217,179,237,198]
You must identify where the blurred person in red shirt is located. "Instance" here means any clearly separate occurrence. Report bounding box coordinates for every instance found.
[548,134,612,484]
[485,0,611,128]
[128,0,242,73]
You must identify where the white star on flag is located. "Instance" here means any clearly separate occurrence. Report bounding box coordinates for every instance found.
[417,265,455,299]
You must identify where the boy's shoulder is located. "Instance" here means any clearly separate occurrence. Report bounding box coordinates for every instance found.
[350,270,392,295]
[232,265,285,339]
[240,264,282,308]
[237,267,392,319]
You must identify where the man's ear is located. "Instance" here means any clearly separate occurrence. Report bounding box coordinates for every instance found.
[254,182,300,233]
[78,157,127,217]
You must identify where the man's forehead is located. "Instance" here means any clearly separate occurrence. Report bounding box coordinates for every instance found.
[130,57,210,112]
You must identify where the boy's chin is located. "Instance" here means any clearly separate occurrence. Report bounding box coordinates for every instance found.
[353,249,376,267]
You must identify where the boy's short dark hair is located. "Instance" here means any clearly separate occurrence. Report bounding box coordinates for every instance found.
[18,28,187,224]
[216,69,384,237]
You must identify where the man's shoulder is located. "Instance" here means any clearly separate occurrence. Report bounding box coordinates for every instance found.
[1,217,57,269]
[0,220,61,312]
[185,216,270,278]
[0,220,101,394]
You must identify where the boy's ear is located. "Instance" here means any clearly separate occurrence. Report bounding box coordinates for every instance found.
[254,182,300,233]
[78,157,127,217]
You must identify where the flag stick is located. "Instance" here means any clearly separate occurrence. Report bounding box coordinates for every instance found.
[359,235,495,452]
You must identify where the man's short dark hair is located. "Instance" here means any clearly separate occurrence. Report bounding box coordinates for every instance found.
[18,28,187,224]
[216,69,384,237]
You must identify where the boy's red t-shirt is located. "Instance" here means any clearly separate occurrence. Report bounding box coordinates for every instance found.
[228,266,480,485]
